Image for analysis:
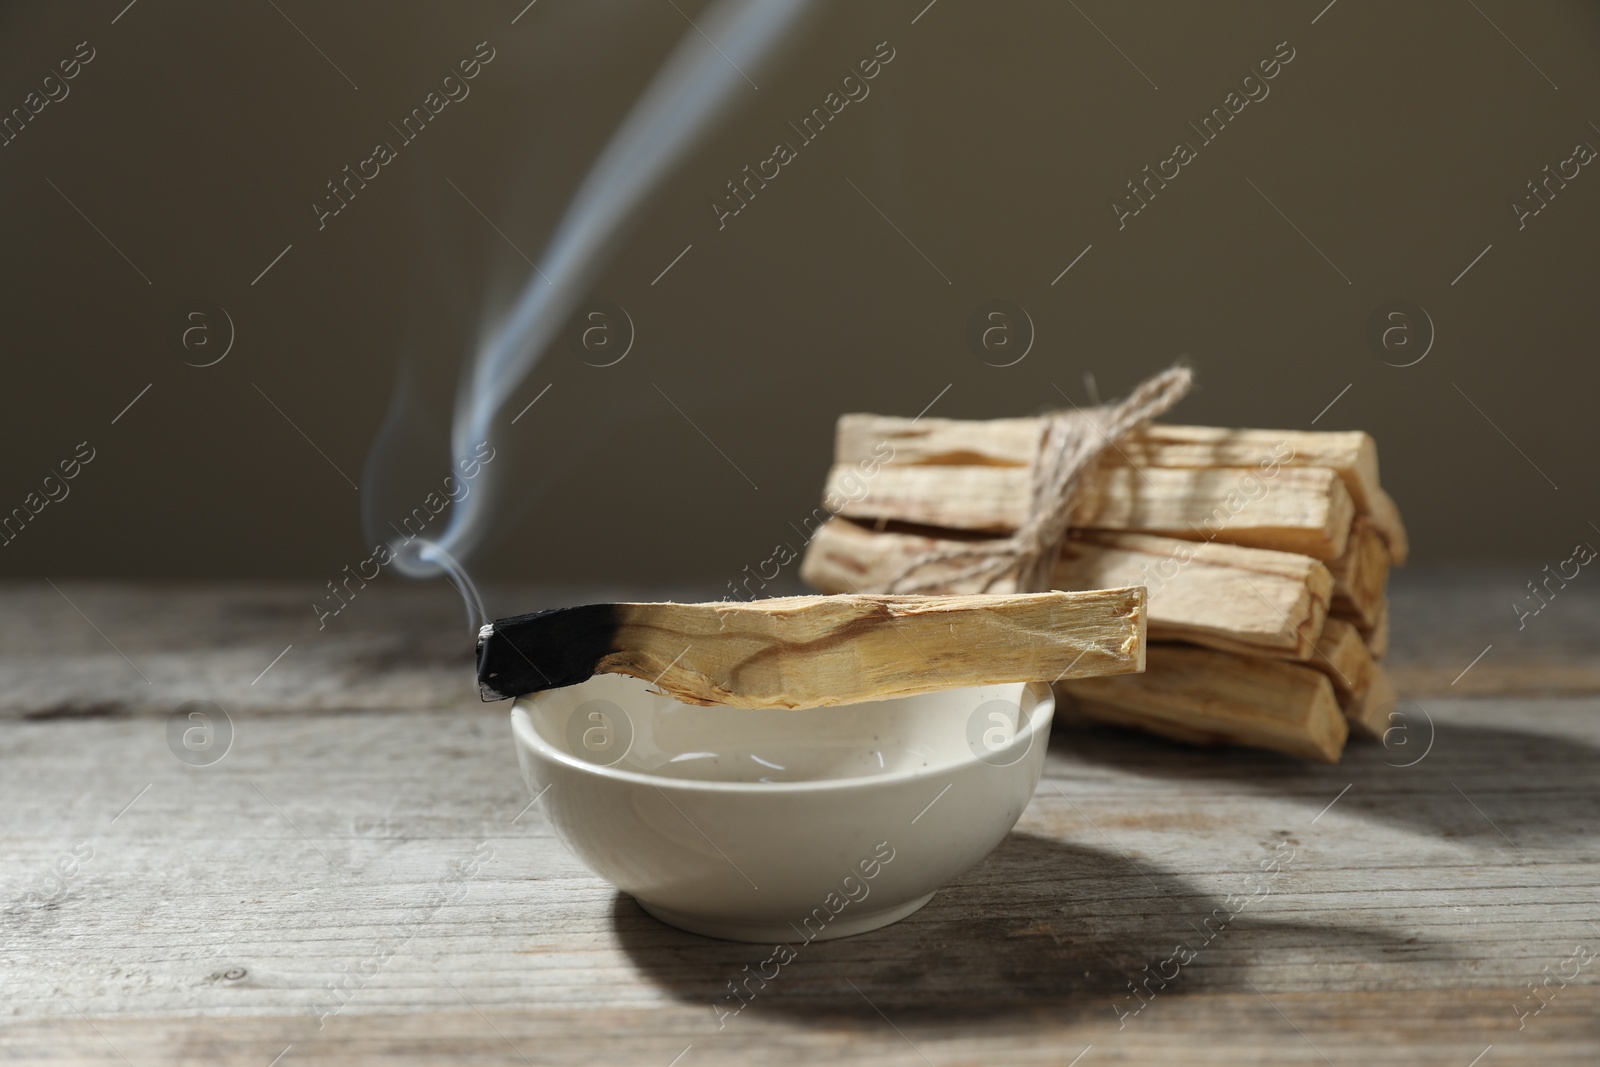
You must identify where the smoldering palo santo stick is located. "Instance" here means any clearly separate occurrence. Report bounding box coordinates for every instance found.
[477,590,1147,709]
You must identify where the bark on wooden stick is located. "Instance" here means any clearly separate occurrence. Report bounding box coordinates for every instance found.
[477,590,1147,709]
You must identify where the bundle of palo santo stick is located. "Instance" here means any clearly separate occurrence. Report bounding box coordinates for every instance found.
[800,415,1407,762]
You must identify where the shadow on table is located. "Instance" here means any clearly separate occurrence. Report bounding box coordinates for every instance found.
[613,831,1422,1027]
[1050,711,1600,849]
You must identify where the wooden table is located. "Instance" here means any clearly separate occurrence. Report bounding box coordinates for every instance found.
[3,577,1598,1065]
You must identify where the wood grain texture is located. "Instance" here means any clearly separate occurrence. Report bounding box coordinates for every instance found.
[1368,599,1391,659]
[484,591,1147,708]
[1063,532,1332,660]
[1365,485,1411,566]
[4,685,1598,1064]
[800,520,1331,659]
[835,411,1044,468]
[1059,645,1349,762]
[826,463,1357,561]
[1307,618,1392,738]
[1381,568,1600,695]
[1308,617,1375,700]
[1330,517,1392,628]
[1346,662,1397,740]
[1074,466,1357,563]
[1113,424,1408,565]
[834,417,1409,562]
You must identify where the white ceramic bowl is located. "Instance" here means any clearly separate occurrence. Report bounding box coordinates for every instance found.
[510,674,1053,942]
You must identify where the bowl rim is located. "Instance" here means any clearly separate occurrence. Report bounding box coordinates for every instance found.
[510,680,1056,794]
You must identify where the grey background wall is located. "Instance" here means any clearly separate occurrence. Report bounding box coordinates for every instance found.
[2,0,1597,588]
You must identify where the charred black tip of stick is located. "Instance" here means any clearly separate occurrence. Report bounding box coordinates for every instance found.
[476,603,621,701]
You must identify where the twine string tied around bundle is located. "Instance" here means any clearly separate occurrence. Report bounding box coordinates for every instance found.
[884,364,1194,595]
